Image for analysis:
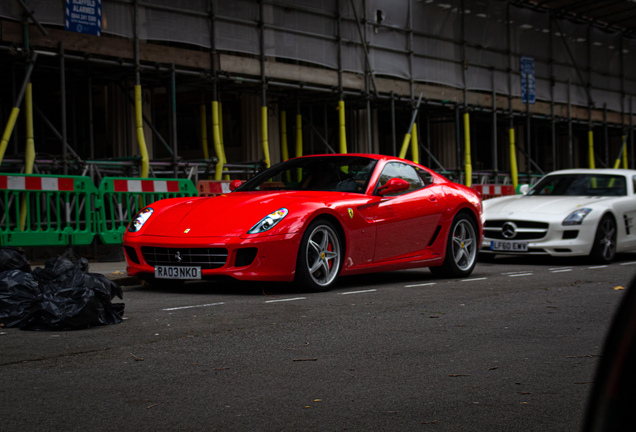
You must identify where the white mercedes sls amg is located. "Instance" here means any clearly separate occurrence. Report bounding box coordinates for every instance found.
[481,169,636,263]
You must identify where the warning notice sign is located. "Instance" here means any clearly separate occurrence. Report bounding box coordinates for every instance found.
[65,0,102,36]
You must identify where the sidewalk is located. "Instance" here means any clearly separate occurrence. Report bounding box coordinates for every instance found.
[29,260,139,287]
[86,261,138,286]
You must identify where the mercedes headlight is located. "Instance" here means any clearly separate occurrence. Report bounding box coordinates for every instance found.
[563,208,591,226]
[128,207,153,232]
[248,208,288,234]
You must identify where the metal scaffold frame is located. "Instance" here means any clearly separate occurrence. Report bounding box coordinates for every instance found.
[0,0,635,188]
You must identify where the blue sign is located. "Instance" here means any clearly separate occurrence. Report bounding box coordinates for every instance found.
[65,0,102,36]
[521,56,535,104]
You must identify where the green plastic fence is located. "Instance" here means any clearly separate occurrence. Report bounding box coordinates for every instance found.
[0,174,198,247]
[0,173,98,247]
[97,177,198,245]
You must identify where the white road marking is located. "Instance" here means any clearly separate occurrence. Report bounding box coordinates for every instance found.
[163,302,225,311]
[551,269,573,273]
[502,271,533,275]
[462,277,488,282]
[405,282,437,287]
[265,297,307,303]
[549,267,573,271]
[509,273,533,277]
[339,289,377,295]
[588,265,608,269]
[620,262,636,266]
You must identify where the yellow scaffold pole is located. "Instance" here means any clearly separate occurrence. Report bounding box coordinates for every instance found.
[20,82,36,231]
[219,103,229,180]
[399,93,423,160]
[24,83,35,174]
[338,100,348,154]
[411,123,420,165]
[0,53,37,166]
[261,105,271,168]
[296,111,303,181]
[212,101,224,180]
[0,108,20,166]
[614,135,628,169]
[509,127,519,191]
[464,112,472,187]
[135,85,150,178]
[398,131,412,159]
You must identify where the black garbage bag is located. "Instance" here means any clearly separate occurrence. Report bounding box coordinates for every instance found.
[0,270,41,328]
[0,255,125,330]
[0,248,31,273]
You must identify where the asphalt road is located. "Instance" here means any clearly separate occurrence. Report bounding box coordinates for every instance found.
[2,255,634,432]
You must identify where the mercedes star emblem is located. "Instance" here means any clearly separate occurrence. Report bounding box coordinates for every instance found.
[502,221,518,239]
[175,251,182,263]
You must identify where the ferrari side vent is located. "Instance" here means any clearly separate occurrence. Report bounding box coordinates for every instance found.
[124,246,140,264]
[428,226,442,247]
[235,248,258,267]
[141,247,228,269]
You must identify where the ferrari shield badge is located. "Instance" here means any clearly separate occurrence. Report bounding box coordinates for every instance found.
[184,228,191,233]
[348,208,354,219]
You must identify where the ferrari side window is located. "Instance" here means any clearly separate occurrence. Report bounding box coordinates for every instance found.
[377,162,424,196]
[416,168,434,186]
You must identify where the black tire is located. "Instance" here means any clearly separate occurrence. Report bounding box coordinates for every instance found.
[589,214,617,264]
[430,213,478,278]
[295,219,343,292]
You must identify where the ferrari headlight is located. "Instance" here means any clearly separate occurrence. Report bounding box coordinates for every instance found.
[563,208,592,226]
[248,208,288,234]
[128,207,153,232]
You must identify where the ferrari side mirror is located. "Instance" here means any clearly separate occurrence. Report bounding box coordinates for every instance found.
[230,179,244,191]
[378,178,410,196]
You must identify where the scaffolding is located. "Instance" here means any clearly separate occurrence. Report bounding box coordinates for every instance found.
[1,0,635,186]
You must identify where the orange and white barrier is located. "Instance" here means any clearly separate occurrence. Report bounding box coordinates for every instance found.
[471,184,515,200]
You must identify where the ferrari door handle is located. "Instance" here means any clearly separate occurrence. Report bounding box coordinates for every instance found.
[429,195,437,202]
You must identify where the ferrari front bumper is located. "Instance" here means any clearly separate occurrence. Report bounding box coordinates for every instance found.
[123,232,302,282]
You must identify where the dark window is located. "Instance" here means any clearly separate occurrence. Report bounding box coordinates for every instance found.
[377,162,425,196]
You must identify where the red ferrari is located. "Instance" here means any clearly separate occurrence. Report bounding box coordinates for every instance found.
[123,154,483,291]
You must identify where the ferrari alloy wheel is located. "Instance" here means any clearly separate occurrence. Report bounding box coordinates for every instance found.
[430,213,478,278]
[590,215,617,264]
[296,220,343,291]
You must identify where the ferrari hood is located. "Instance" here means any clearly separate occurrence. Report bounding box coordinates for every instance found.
[142,192,321,237]
[484,194,617,216]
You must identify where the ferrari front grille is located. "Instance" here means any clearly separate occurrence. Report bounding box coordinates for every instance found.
[141,246,228,270]
[484,220,549,240]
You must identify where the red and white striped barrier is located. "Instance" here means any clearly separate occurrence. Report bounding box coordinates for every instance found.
[197,180,231,196]
[113,179,181,193]
[471,184,515,200]
[0,175,74,191]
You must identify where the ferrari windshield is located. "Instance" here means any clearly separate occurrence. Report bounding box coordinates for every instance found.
[528,173,627,197]
[236,156,378,193]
